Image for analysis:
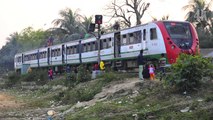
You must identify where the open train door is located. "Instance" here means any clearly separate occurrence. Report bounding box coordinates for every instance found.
[142,29,148,50]
[114,32,121,58]
[47,48,50,65]
[62,44,65,64]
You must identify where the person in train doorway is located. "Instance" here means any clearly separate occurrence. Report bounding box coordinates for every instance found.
[48,68,53,81]
[137,50,145,80]
[159,53,166,81]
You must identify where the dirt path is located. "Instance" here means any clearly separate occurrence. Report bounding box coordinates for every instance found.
[0,78,151,119]
[60,78,143,116]
[0,92,22,110]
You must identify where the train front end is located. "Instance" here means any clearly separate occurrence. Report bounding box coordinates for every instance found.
[156,21,199,64]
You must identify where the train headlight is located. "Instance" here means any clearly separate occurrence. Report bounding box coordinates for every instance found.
[171,45,175,49]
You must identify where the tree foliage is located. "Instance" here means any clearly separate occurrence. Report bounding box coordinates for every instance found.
[165,54,213,92]
[0,28,49,72]
[183,0,213,48]
[51,8,93,42]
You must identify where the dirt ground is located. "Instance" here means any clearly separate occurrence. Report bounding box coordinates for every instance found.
[0,92,23,110]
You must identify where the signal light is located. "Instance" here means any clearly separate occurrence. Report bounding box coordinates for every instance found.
[95,15,102,24]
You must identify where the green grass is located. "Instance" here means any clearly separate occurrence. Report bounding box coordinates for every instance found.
[65,79,213,120]
[3,71,213,120]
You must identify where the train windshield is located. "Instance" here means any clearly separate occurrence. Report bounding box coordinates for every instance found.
[164,22,192,49]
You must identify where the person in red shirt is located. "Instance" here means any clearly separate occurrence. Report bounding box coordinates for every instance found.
[48,68,53,81]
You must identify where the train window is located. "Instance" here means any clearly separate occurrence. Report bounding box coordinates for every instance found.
[74,46,77,53]
[44,52,46,58]
[91,42,96,51]
[69,46,72,54]
[51,50,54,57]
[58,49,60,56]
[27,55,29,61]
[83,44,87,52]
[100,40,103,50]
[143,29,146,40]
[135,31,141,43]
[122,35,127,45]
[103,39,107,49]
[17,57,21,62]
[150,28,157,40]
[70,47,73,54]
[56,50,58,56]
[44,52,45,58]
[52,50,55,57]
[129,33,134,44]
[59,49,61,56]
[53,50,55,57]
[87,43,91,51]
[66,47,69,55]
[39,53,42,59]
[108,38,112,47]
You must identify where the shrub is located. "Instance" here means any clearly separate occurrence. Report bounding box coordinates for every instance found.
[5,72,21,87]
[20,69,48,85]
[65,72,77,88]
[76,65,91,83]
[58,80,104,104]
[165,54,213,92]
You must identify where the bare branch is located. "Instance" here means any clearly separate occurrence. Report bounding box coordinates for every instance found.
[106,0,149,26]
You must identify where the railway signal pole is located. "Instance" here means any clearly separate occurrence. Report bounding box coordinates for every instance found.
[88,15,103,64]
[97,23,101,64]
[95,15,102,64]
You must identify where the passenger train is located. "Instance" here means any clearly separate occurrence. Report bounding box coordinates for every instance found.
[14,21,199,72]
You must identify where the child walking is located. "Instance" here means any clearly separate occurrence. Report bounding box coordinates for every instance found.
[148,64,155,80]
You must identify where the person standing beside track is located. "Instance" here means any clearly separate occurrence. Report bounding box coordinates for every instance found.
[100,60,105,71]
[159,53,166,81]
[48,68,53,81]
[137,50,145,80]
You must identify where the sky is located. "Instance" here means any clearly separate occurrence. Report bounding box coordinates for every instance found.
[0,0,208,49]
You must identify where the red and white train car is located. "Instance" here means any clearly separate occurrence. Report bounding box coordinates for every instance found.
[14,20,199,72]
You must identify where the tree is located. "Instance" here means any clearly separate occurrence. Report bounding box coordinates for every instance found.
[81,16,93,33]
[80,16,93,39]
[18,27,49,50]
[183,0,213,48]
[183,0,213,30]
[152,15,170,21]
[51,8,84,42]
[0,33,20,71]
[107,0,150,27]
[0,27,49,72]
